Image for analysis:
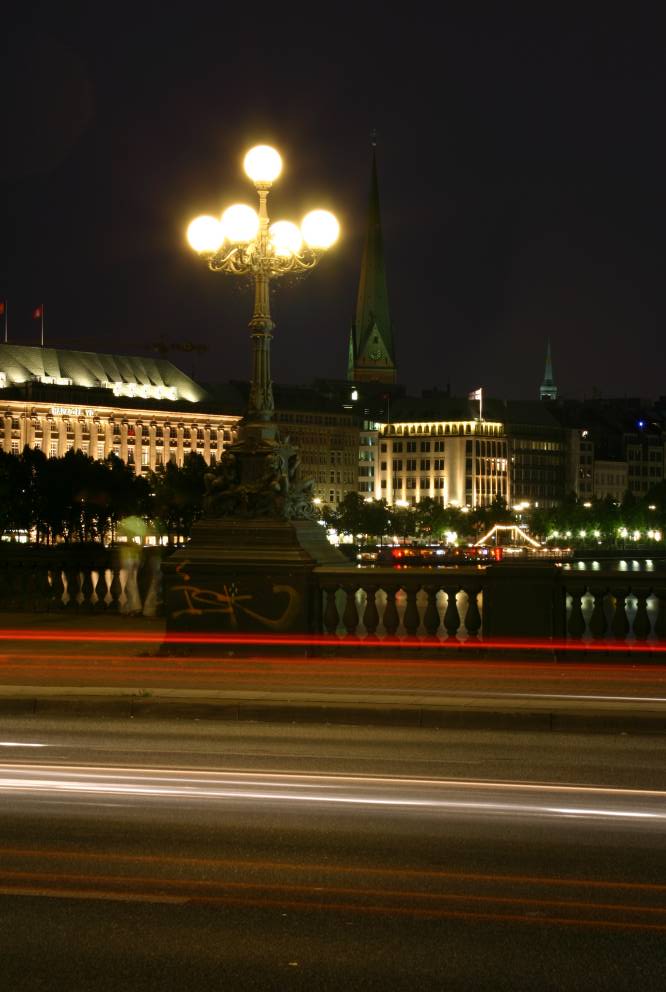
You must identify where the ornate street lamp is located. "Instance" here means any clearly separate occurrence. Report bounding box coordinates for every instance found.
[162,145,342,640]
[187,144,339,448]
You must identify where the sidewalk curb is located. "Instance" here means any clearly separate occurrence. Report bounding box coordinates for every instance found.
[0,691,664,735]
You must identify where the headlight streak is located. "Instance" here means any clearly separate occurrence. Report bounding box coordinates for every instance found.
[0,765,664,823]
[0,742,47,748]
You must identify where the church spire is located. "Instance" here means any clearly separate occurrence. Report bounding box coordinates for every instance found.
[540,340,558,400]
[348,138,396,383]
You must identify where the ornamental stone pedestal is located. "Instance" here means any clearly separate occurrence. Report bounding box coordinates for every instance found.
[162,431,345,646]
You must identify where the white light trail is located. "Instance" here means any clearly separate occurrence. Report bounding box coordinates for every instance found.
[0,742,47,748]
[0,764,664,824]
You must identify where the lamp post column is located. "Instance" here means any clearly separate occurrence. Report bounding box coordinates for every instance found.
[247,186,276,437]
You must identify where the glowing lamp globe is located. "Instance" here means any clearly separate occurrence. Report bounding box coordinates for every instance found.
[186,215,224,253]
[269,220,302,257]
[301,209,339,249]
[221,203,259,244]
[243,145,282,185]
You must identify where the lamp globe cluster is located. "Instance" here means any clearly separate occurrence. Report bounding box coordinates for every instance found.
[186,144,339,261]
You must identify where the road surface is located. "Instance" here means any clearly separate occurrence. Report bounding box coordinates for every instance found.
[0,719,665,990]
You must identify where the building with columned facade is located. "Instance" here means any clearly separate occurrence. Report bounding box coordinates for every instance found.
[0,343,240,471]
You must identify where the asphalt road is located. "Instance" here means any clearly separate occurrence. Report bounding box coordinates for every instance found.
[0,720,665,991]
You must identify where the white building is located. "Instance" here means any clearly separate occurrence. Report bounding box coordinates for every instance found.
[375,417,509,507]
[0,344,239,472]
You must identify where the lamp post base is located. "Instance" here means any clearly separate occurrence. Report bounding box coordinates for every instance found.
[161,424,346,646]
[162,515,345,645]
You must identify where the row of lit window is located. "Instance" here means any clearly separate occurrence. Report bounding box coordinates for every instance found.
[380,440,445,453]
[382,423,503,437]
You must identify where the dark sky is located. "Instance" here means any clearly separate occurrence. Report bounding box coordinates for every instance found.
[1,6,664,401]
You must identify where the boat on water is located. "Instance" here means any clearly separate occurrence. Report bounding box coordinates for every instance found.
[359,522,573,567]
[366,544,572,567]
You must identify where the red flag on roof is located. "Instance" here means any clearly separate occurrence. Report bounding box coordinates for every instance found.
[0,301,5,316]
[33,305,43,319]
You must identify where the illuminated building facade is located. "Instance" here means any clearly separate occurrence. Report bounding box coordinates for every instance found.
[376,418,509,508]
[0,344,239,471]
[369,396,578,509]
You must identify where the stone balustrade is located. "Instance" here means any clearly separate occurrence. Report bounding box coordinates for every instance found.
[0,545,164,616]
[315,566,485,641]
[562,573,666,642]
[1,546,665,647]
[314,563,666,645]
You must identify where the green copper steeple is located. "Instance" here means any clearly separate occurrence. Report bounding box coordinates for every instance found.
[348,141,396,383]
[540,340,558,400]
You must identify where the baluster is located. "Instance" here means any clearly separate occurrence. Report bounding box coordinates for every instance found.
[362,584,380,639]
[322,584,340,635]
[141,552,162,617]
[52,564,67,609]
[610,587,629,641]
[122,557,142,615]
[91,565,105,609]
[80,567,95,611]
[422,585,441,638]
[464,585,482,641]
[97,568,111,609]
[403,586,420,638]
[137,554,152,612]
[588,586,608,639]
[382,585,400,638]
[107,567,123,612]
[64,565,81,609]
[653,589,666,642]
[341,584,360,638]
[632,588,651,641]
[443,586,461,641]
[567,585,586,639]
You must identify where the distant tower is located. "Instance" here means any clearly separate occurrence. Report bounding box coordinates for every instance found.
[540,340,558,400]
[347,139,397,384]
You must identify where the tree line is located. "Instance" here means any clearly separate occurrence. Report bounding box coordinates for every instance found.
[0,447,208,545]
[2,446,664,549]
[327,489,666,548]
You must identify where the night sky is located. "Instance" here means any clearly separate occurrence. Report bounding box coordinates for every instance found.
[1,7,664,401]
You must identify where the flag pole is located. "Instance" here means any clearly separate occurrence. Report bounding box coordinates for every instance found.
[479,388,483,423]
[3,302,6,343]
[41,304,44,347]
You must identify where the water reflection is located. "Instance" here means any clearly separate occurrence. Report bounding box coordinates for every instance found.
[565,557,665,573]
